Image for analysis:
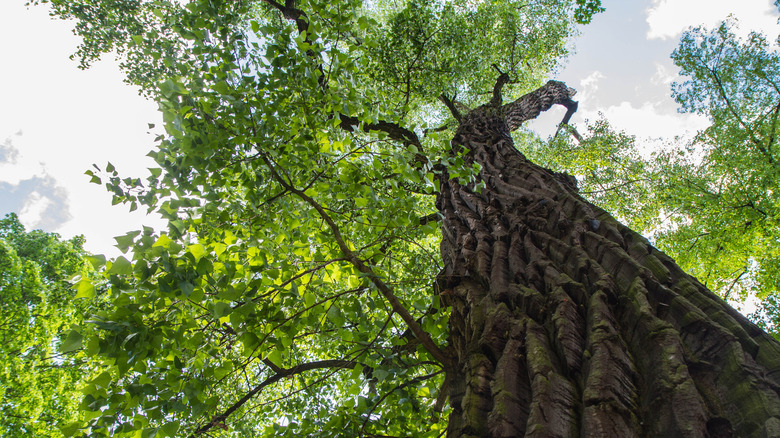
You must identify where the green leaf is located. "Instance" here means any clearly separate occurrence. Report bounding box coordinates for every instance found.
[213,81,232,95]
[327,306,345,327]
[187,243,207,261]
[179,280,195,297]
[158,421,180,437]
[267,349,283,367]
[115,231,141,253]
[59,422,83,436]
[61,330,83,353]
[86,254,107,269]
[153,234,173,249]
[108,256,134,275]
[214,302,232,318]
[75,278,96,299]
[303,291,316,308]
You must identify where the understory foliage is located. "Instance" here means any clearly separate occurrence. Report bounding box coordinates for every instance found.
[35,0,602,436]
[0,213,95,437]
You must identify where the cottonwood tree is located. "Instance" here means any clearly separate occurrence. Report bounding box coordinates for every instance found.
[38,0,780,436]
[0,213,95,437]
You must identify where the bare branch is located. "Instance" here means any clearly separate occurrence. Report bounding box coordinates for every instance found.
[338,114,422,148]
[502,80,578,132]
[423,123,451,137]
[722,267,748,301]
[419,212,441,226]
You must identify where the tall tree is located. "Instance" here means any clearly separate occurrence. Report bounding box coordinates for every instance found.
[0,213,94,437]
[37,0,780,436]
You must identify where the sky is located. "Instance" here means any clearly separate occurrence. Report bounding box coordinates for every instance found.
[0,1,165,255]
[530,0,780,137]
[1,0,779,260]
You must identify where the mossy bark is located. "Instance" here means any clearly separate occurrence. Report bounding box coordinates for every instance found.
[437,82,780,437]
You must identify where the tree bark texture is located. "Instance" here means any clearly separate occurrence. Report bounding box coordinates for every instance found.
[437,82,780,437]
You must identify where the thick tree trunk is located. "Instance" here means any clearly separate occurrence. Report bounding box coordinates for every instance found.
[437,83,780,437]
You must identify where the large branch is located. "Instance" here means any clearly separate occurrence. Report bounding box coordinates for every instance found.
[338,114,421,148]
[502,80,578,131]
[489,64,511,107]
[262,0,308,34]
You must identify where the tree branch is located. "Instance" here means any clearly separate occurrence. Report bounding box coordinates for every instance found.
[440,94,463,122]
[359,370,443,436]
[710,68,774,163]
[489,64,511,107]
[261,153,454,370]
[191,359,356,436]
[419,212,441,226]
[502,80,578,132]
[338,114,421,148]
[263,0,422,149]
[765,100,780,154]
[722,267,747,301]
[423,123,451,137]
[554,122,583,143]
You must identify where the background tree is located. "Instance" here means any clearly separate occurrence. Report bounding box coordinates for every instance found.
[34,0,780,437]
[0,213,95,437]
[668,19,780,300]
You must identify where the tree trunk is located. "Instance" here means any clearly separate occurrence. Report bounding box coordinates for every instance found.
[437,82,780,437]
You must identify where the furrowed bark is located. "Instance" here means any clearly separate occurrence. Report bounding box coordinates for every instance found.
[439,81,780,437]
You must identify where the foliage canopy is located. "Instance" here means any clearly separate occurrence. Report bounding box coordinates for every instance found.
[0,213,94,437]
[33,0,603,435]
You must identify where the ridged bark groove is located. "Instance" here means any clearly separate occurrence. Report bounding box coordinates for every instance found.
[437,104,780,437]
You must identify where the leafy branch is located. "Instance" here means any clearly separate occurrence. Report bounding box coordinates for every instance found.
[260,152,454,369]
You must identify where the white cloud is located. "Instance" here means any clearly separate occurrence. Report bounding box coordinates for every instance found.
[0,1,166,256]
[579,100,709,140]
[18,191,54,230]
[0,134,48,186]
[578,71,605,105]
[650,62,676,87]
[0,135,21,165]
[646,0,780,40]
